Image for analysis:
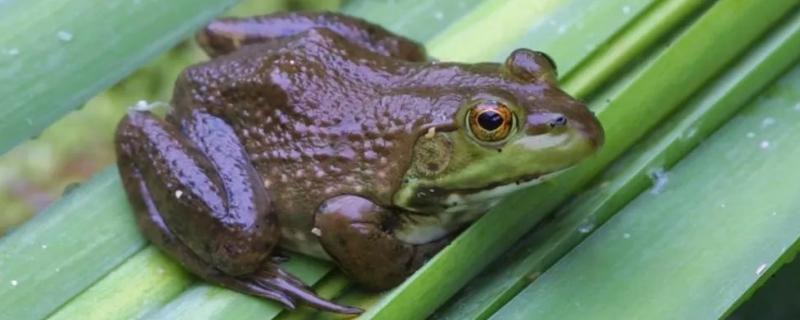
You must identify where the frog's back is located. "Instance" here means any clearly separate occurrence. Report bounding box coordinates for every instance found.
[170,28,452,248]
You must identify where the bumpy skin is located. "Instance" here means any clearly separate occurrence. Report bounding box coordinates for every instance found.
[115,11,603,314]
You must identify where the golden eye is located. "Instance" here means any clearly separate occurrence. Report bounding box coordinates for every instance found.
[467,100,515,143]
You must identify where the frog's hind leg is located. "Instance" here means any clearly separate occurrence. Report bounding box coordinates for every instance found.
[115,111,361,314]
[314,195,452,290]
[120,166,358,313]
[196,11,426,61]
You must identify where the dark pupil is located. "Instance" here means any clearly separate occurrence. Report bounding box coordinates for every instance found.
[477,111,504,131]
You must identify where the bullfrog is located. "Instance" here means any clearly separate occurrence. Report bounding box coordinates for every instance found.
[115,11,603,314]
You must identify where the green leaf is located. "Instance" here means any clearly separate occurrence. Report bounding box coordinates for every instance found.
[502,0,656,79]
[0,168,145,320]
[561,0,709,98]
[435,6,800,318]
[359,0,796,318]
[47,247,192,320]
[3,0,800,319]
[0,0,241,154]
[492,32,800,320]
[729,250,800,319]
[343,0,485,43]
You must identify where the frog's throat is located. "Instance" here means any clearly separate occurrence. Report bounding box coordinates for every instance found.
[392,170,561,245]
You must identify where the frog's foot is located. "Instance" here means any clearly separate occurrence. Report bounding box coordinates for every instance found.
[314,195,452,290]
[115,111,361,314]
[196,11,426,61]
[231,258,364,314]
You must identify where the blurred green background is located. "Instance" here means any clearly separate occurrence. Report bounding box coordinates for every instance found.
[0,0,338,235]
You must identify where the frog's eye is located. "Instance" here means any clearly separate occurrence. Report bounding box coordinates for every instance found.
[467,100,515,143]
[506,49,557,82]
[538,51,558,74]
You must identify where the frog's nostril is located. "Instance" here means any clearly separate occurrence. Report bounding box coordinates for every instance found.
[526,112,568,135]
[548,116,568,128]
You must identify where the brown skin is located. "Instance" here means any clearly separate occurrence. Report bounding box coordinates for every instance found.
[116,11,603,314]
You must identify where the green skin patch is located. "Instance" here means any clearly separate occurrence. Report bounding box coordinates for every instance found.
[392,106,596,244]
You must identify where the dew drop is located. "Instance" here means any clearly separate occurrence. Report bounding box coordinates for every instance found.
[648,168,669,194]
[756,263,768,276]
[132,100,168,111]
[577,222,594,234]
[761,117,776,128]
[57,31,73,42]
[622,5,632,14]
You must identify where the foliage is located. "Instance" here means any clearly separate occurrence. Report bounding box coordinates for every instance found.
[1,0,799,319]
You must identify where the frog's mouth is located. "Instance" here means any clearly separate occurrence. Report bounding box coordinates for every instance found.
[391,121,600,244]
[401,170,551,211]
[392,169,563,245]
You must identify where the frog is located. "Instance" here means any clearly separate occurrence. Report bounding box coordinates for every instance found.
[114,11,603,314]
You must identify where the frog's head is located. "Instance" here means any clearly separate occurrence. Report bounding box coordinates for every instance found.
[395,49,603,215]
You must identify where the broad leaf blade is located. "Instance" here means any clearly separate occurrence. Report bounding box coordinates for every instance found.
[360,0,796,318]
[3,1,798,319]
[0,169,145,320]
[343,0,484,43]
[436,7,800,318]
[0,0,241,154]
[493,48,800,320]
[47,247,192,320]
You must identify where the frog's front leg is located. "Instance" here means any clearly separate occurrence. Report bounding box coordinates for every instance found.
[196,11,426,61]
[314,195,451,290]
[115,110,361,314]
